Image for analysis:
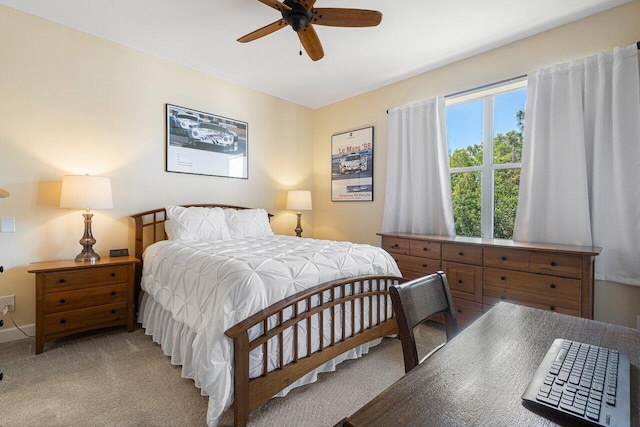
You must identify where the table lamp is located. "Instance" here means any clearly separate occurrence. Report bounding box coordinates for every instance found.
[60,175,113,262]
[286,190,312,237]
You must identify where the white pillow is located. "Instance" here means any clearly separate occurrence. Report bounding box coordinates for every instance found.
[165,205,231,241]
[224,208,273,239]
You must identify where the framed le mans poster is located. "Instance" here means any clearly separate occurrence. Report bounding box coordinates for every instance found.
[331,126,374,201]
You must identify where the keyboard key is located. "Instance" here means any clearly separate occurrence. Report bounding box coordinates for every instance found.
[560,402,585,416]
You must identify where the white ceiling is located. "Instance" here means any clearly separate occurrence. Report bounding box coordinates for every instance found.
[0,0,631,109]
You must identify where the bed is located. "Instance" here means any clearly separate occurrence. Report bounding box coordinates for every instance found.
[131,204,404,426]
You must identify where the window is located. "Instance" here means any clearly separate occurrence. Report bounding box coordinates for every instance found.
[446,80,526,239]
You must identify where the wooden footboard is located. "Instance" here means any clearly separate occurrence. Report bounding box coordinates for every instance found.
[224,275,406,427]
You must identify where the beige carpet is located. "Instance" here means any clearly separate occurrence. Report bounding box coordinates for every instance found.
[0,323,444,427]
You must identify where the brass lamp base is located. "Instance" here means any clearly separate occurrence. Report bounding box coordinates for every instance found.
[76,210,100,262]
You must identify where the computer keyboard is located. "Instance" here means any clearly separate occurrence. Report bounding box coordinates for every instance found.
[522,338,630,427]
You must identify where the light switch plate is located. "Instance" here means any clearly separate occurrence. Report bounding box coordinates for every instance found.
[1,217,15,233]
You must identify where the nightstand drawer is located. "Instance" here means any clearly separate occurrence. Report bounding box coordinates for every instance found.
[44,283,128,314]
[44,302,128,335]
[441,243,483,265]
[44,265,130,292]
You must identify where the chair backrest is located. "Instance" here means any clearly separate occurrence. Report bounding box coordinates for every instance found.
[389,271,459,373]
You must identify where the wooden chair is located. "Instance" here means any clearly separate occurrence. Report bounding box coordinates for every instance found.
[389,271,459,373]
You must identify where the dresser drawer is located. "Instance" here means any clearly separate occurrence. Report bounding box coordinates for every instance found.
[483,247,528,271]
[44,302,128,335]
[44,265,130,292]
[44,284,128,314]
[451,298,483,328]
[483,286,580,316]
[441,243,483,265]
[409,240,441,260]
[528,253,582,279]
[442,261,482,303]
[483,268,581,301]
[392,254,441,279]
[381,237,410,255]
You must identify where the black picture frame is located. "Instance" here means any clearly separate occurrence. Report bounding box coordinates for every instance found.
[166,104,248,179]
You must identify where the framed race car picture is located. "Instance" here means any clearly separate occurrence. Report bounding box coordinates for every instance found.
[331,126,374,201]
[166,104,248,179]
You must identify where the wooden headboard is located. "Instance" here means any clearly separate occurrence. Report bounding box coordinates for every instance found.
[130,204,273,305]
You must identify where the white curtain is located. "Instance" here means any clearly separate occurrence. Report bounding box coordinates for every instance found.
[381,97,455,236]
[514,44,640,286]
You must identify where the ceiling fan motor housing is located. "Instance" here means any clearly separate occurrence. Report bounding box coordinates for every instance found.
[282,0,313,32]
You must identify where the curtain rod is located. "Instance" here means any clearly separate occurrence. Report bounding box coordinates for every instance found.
[386,41,640,114]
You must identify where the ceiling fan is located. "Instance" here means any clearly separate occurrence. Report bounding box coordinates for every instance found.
[237,0,383,61]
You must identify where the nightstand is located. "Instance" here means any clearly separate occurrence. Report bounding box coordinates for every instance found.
[28,256,139,354]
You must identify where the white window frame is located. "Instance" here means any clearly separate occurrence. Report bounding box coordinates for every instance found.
[446,78,527,238]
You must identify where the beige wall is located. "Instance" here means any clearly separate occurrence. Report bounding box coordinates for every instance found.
[312,1,640,328]
[0,6,314,333]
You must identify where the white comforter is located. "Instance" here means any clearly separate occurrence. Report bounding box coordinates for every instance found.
[140,235,400,426]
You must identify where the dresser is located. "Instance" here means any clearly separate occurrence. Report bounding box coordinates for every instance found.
[379,233,600,328]
[28,257,139,354]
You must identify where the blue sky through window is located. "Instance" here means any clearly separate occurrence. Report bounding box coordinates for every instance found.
[446,89,526,156]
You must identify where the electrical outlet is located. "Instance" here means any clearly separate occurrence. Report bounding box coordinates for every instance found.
[0,295,15,313]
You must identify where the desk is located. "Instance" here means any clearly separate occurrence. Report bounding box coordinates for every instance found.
[344,302,639,426]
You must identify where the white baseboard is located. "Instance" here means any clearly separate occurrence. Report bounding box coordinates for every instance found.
[0,322,35,343]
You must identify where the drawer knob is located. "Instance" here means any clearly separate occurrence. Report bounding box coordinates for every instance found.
[60,299,66,304]
[501,256,507,261]
[550,261,557,267]
[422,264,428,268]
[59,278,66,283]
[457,309,462,313]
[391,244,399,248]
[549,306,556,311]
[500,276,506,281]
[422,247,428,252]
[458,279,462,284]
[111,291,116,296]
[550,284,556,289]
[458,251,464,256]
[111,310,116,314]
[111,273,116,277]
[60,319,66,324]
[500,296,506,300]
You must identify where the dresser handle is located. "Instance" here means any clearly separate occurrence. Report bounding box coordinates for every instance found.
[457,309,462,313]
[422,247,428,252]
[500,296,506,300]
[111,273,116,277]
[59,278,66,283]
[549,306,556,311]
[501,256,507,261]
[391,244,399,248]
[550,284,556,289]
[60,319,66,324]
[60,299,66,304]
[500,276,506,281]
[550,261,557,266]
[422,264,428,268]
[111,310,116,314]
[458,251,464,256]
[458,279,462,284]
[111,291,116,296]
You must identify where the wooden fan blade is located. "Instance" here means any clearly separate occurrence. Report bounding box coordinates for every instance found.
[312,8,383,27]
[291,0,316,12]
[237,19,288,43]
[298,24,324,61]
[257,0,291,12]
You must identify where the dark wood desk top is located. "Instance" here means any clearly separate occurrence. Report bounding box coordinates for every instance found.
[345,302,639,426]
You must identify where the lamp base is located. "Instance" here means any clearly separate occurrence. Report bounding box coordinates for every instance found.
[75,249,100,263]
[295,211,303,237]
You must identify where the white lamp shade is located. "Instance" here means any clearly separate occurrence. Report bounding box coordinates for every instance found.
[60,175,113,209]
[286,190,312,211]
